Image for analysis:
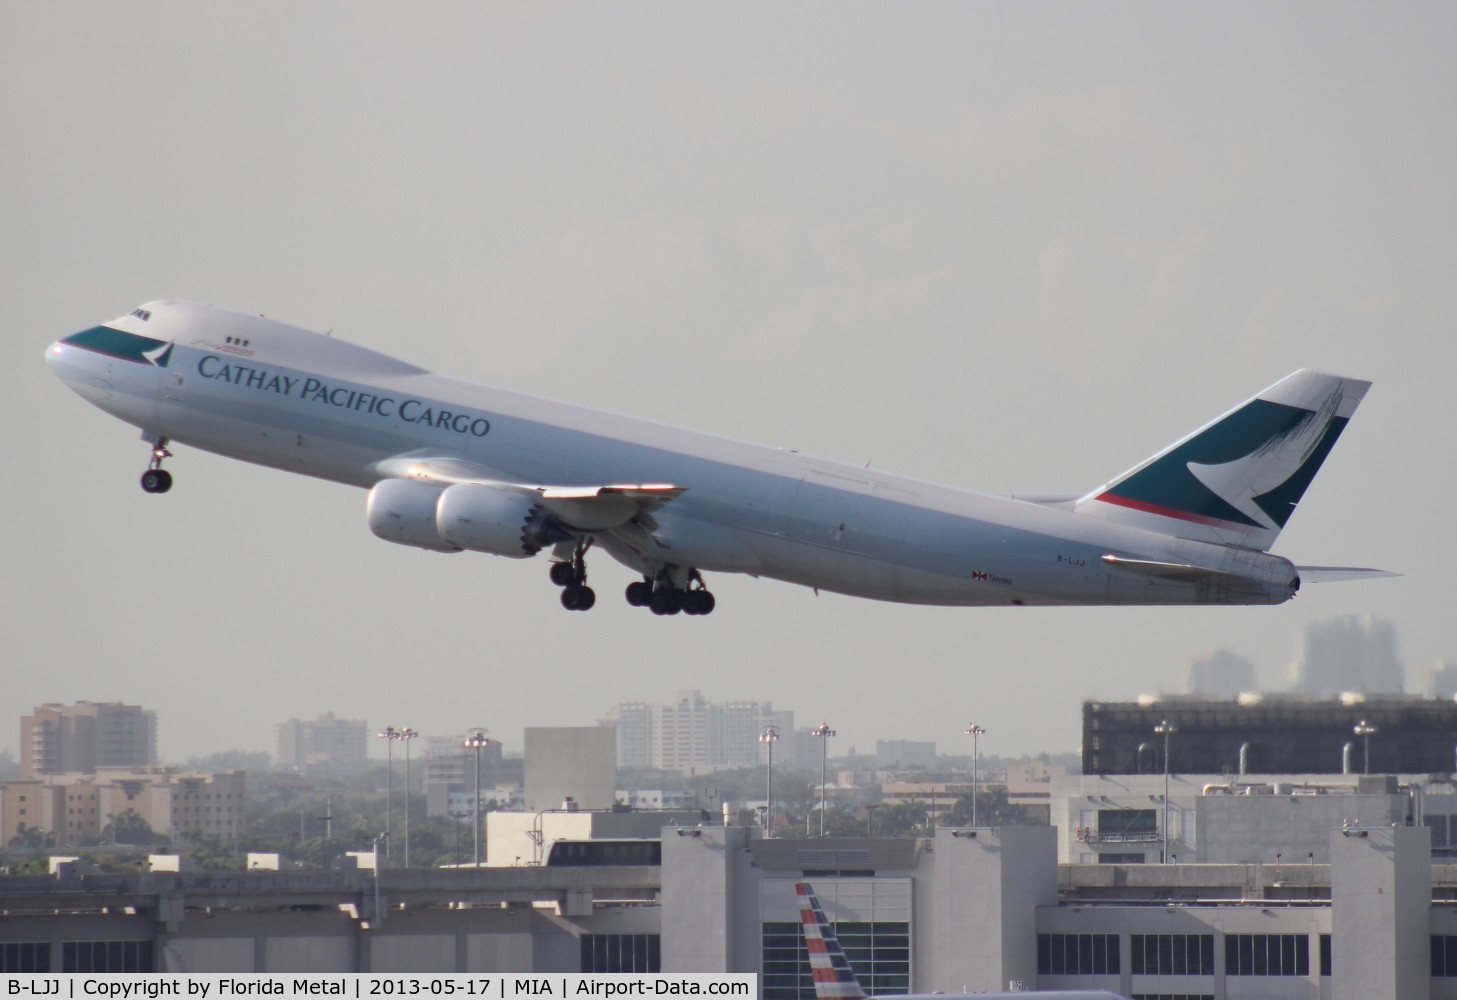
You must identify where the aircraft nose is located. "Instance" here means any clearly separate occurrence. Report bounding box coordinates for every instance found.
[45,339,70,374]
[45,336,101,386]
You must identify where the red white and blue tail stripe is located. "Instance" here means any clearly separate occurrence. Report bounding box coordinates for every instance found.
[797,882,869,1000]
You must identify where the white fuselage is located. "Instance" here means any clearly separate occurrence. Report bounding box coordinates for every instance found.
[47,301,1299,607]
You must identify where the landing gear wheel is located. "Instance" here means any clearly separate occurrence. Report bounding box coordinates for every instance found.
[682,590,716,616]
[649,588,683,616]
[141,436,173,493]
[140,469,173,494]
[625,581,653,607]
[561,585,596,611]
[549,562,576,587]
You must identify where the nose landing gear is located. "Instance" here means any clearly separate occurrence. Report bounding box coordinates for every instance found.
[140,437,173,494]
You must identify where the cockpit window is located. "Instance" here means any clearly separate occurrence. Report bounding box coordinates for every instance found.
[130,308,152,321]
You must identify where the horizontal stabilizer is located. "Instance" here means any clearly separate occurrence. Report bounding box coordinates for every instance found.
[1100,553,1244,584]
[1295,565,1400,583]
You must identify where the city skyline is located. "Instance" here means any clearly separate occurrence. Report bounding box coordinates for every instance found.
[5,5,1450,766]
[7,614,1438,766]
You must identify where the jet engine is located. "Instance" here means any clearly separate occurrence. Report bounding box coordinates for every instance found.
[436,483,569,557]
[366,479,461,553]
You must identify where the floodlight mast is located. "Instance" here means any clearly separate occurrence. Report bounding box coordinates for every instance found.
[462,730,495,867]
[398,728,417,867]
[1154,720,1178,863]
[1353,720,1378,775]
[812,723,836,837]
[964,724,987,827]
[759,727,780,839]
[376,726,398,862]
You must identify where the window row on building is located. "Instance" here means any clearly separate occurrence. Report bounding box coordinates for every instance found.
[0,942,48,973]
[0,940,156,974]
[1037,934,1119,976]
[1131,934,1215,976]
[1433,935,1457,977]
[1224,934,1310,977]
[763,921,910,1000]
[579,934,659,974]
[1041,933,1335,979]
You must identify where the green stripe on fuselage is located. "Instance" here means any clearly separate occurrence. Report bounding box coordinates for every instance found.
[61,326,170,366]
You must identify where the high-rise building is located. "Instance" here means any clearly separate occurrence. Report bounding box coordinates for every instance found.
[612,703,654,768]
[876,739,937,770]
[1289,614,1404,695]
[423,734,514,817]
[275,713,368,774]
[0,768,245,847]
[20,702,157,779]
[602,690,793,773]
[1183,649,1256,698]
[1425,660,1457,700]
[524,727,616,811]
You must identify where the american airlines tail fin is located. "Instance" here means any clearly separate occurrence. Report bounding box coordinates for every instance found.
[1074,369,1370,551]
[796,883,869,1000]
[794,881,1122,999]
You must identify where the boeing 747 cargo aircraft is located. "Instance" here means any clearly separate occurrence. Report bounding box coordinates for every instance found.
[46,300,1389,616]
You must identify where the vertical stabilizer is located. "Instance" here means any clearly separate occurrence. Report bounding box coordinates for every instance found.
[1074,369,1370,550]
[797,882,869,1000]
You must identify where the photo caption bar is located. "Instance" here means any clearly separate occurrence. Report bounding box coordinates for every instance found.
[2,976,755,1000]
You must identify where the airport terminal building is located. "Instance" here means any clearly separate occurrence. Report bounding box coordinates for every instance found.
[0,809,1451,1000]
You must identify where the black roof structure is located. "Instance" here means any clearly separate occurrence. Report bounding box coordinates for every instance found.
[1082,697,1457,775]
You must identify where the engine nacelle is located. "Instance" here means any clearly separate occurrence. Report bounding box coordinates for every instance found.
[436,483,567,558]
[367,479,462,553]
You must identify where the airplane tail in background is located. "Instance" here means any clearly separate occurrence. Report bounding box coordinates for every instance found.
[1075,369,1370,551]
[793,881,1123,999]
[796,882,869,1000]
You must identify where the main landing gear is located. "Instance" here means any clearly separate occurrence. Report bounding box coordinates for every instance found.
[548,540,716,616]
[549,540,596,611]
[140,436,173,494]
[625,570,716,616]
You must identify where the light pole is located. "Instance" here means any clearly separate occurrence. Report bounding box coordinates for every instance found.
[1155,720,1177,863]
[398,727,417,867]
[371,832,385,927]
[1354,720,1378,775]
[316,798,335,871]
[376,726,398,862]
[759,726,779,838]
[450,810,469,865]
[462,730,494,867]
[812,722,836,837]
[965,724,987,828]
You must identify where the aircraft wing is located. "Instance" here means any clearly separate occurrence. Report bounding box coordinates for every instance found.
[373,454,684,531]
[1294,565,1401,583]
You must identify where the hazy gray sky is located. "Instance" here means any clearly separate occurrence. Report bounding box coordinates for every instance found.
[3,3,1452,763]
